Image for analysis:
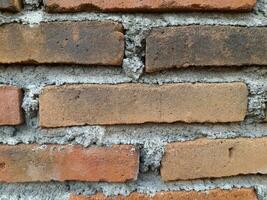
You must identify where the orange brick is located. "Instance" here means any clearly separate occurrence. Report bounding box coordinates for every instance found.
[44,0,256,13]
[0,0,22,12]
[69,189,258,200]
[0,85,23,125]
[0,145,139,183]
[161,138,267,181]
[0,22,124,66]
[146,26,267,72]
[39,83,248,128]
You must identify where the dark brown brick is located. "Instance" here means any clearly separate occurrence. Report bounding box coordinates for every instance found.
[146,26,267,72]
[0,22,124,66]
[0,0,22,12]
[44,0,256,13]
[0,144,139,183]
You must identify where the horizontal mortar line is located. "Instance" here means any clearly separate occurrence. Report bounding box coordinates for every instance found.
[2,123,267,142]
[0,10,267,27]
[0,174,266,191]
[1,74,267,85]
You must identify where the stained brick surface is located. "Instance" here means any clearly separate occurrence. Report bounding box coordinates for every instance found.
[0,22,124,66]
[146,26,267,72]
[44,0,256,13]
[0,86,23,125]
[39,83,248,127]
[0,0,22,12]
[0,145,139,183]
[70,189,258,200]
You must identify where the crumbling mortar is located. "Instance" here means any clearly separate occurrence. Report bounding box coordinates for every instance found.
[1,173,267,199]
[0,1,267,199]
[0,8,267,77]
[1,66,267,169]
[23,0,43,11]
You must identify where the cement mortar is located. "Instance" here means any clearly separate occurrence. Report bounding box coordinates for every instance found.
[1,174,267,200]
[23,0,42,10]
[0,1,267,200]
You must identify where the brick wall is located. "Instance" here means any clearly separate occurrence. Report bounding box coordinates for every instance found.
[0,0,267,199]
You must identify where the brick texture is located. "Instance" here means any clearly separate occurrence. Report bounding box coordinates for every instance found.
[0,85,23,125]
[0,0,22,12]
[0,22,124,66]
[39,83,248,128]
[146,26,267,72]
[0,145,139,183]
[69,189,258,200]
[161,138,267,181]
[44,0,256,13]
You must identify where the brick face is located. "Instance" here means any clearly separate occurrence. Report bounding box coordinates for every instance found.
[161,138,267,181]
[0,85,23,125]
[0,145,139,183]
[0,22,124,66]
[146,26,267,72]
[0,0,266,196]
[44,0,256,13]
[0,0,22,12]
[69,189,258,200]
[39,83,248,127]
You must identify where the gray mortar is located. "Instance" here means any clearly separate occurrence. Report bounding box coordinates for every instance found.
[0,1,267,199]
[23,0,42,10]
[1,174,267,200]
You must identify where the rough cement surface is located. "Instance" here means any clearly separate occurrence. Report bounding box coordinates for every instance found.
[23,0,42,10]
[0,0,267,199]
[1,174,267,200]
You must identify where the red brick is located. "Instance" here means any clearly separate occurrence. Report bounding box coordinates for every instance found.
[0,22,124,66]
[44,0,256,13]
[146,26,267,72]
[0,145,139,183]
[0,85,23,125]
[69,189,258,200]
[0,0,22,12]
[161,138,267,181]
[39,83,248,128]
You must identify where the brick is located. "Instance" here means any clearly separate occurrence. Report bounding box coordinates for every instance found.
[0,85,23,125]
[0,0,22,12]
[161,138,267,181]
[0,22,124,66]
[39,83,248,128]
[146,26,267,72]
[44,0,256,13]
[69,189,258,200]
[0,145,139,183]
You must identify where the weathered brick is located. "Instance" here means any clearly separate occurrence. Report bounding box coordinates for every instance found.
[44,0,256,13]
[39,83,248,128]
[70,189,258,200]
[0,145,139,183]
[161,138,267,181]
[0,0,22,12]
[146,26,267,72]
[0,85,23,125]
[0,22,124,66]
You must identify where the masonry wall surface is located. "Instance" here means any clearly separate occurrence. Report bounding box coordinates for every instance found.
[0,0,267,199]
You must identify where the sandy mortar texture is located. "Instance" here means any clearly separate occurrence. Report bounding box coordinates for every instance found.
[0,0,267,199]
